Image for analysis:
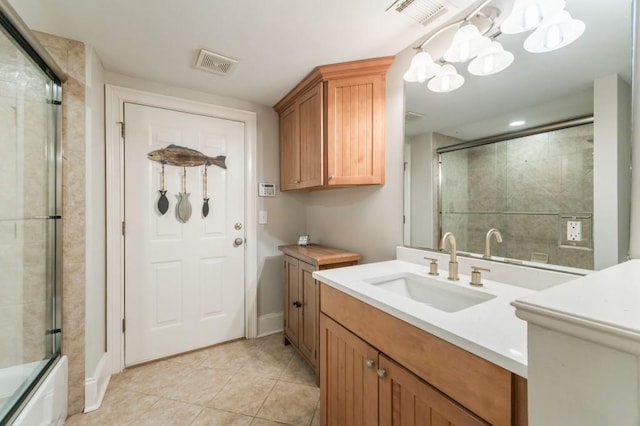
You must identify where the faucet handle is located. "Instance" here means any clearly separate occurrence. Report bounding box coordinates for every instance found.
[469,266,490,287]
[424,257,439,276]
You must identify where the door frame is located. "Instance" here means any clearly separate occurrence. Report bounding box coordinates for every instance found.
[105,85,258,374]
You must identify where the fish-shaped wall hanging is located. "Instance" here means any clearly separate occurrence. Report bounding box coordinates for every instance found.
[202,166,210,218]
[157,162,169,215]
[176,167,192,223]
[148,144,226,169]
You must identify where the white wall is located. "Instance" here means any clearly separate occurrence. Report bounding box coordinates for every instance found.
[102,72,308,329]
[406,133,433,248]
[593,74,632,269]
[630,1,640,258]
[84,45,106,380]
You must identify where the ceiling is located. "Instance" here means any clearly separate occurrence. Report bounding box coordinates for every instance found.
[10,0,480,106]
[404,0,633,139]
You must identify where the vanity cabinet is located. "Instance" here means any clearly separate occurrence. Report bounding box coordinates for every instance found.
[321,314,486,426]
[279,244,361,373]
[319,283,528,426]
[274,56,393,191]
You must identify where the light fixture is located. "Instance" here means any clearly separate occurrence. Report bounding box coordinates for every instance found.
[509,120,526,127]
[500,0,566,34]
[428,65,465,93]
[402,0,584,94]
[403,51,442,83]
[444,24,492,63]
[468,41,514,76]
[523,10,585,53]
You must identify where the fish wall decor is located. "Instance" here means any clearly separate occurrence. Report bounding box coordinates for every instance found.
[202,166,210,218]
[156,162,169,215]
[148,144,226,169]
[176,167,192,223]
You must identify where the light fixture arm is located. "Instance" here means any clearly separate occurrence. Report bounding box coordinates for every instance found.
[414,0,494,50]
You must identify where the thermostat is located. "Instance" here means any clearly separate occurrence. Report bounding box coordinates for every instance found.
[259,182,276,197]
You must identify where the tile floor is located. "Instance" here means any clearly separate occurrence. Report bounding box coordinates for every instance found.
[65,333,320,425]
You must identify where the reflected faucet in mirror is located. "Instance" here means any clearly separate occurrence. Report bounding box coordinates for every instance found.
[484,228,503,260]
[440,232,459,281]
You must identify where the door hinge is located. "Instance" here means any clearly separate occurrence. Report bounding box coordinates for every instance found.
[118,121,125,138]
[403,215,406,224]
[122,221,126,236]
[122,318,126,333]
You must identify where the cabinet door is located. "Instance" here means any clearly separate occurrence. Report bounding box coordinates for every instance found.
[379,355,489,426]
[298,262,318,367]
[297,82,323,189]
[326,74,385,186]
[283,255,300,345]
[320,314,378,426]
[280,103,300,191]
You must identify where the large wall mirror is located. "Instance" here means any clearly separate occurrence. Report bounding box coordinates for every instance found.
[403,0,633,272]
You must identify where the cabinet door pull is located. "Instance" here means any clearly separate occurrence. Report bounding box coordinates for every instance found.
[292,301,302,308]
[377,368,386,379]
[365,359,375,368]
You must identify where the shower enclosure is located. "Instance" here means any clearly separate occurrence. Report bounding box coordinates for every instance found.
[0,4,63,424]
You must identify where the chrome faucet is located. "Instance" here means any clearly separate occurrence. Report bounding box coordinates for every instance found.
[439,232,459,281]
[483,228,503,259]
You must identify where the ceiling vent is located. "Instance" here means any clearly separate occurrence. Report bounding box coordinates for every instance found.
[405,111,425,122]
[388,0,449,26]
[194,49,238,76]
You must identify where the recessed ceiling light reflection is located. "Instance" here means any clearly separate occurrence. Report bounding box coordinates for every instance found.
[509,120,526,127]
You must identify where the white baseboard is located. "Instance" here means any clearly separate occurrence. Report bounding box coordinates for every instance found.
[257,312,283,337]
[84,352,111,413]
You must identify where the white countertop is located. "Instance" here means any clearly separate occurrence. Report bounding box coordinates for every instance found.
[512,259,640,354]
[313,259,536,377]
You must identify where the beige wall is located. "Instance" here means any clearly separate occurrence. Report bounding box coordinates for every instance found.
[35,32,87,415]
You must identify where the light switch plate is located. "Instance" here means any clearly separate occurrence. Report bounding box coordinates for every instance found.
[258,210,268,224]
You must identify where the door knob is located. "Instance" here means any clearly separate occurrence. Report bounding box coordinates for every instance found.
[233,238,244,247]
[234,222,243,230]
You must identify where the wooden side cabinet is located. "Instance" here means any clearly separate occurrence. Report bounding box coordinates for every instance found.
[279,244,361,374]
[274,56,393,191]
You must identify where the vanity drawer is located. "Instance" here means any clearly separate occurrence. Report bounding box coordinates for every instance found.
[320,282,518,426]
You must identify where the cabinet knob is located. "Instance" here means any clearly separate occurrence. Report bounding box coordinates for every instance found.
[365,359,375,369]
[328,175,334,180]
[292,301,302,308]
[377,368,386,379]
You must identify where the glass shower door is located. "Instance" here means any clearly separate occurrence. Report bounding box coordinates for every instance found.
[0,20,62,423]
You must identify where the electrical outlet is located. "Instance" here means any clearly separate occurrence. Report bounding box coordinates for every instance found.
[567,221,582,241]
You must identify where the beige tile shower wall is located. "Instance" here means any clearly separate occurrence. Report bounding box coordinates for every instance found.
[35,32,87,415]
[453,124,594,269]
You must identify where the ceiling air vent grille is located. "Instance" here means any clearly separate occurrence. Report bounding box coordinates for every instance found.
[194,49,238,76]
[405,111,425,122]
[388,0,449,26]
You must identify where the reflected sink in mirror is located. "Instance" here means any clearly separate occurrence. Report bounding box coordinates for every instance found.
[364,272,496,313]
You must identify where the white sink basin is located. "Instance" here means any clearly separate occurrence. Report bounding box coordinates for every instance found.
[364,272,496,313]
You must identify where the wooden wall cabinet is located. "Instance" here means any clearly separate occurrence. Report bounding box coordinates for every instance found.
[279,244,361,374]
[319,283,528,426]
[274,56,393,191]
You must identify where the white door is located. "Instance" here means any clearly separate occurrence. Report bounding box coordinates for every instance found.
[124,103,245,366]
